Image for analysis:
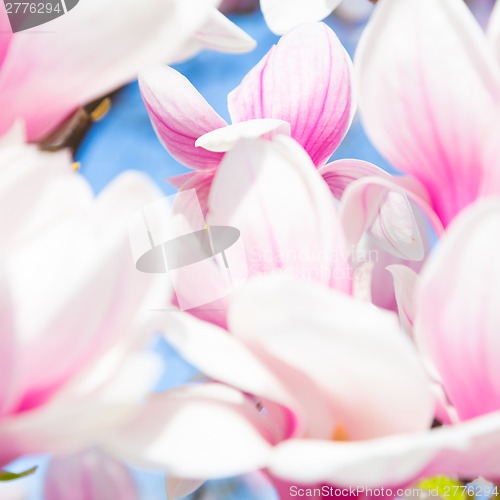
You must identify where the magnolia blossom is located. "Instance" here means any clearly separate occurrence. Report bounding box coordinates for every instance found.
[102,141,500,497]
[0,126,167,470]
[0,0,254,141]
[139,21,354,213]
[99,138,437,496]
[346,0,500,243]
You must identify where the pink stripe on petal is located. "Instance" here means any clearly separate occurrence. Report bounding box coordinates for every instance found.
[356,0,500,226]
[415,199,500,421]
[139,65,227,171]
[228,22,354,167]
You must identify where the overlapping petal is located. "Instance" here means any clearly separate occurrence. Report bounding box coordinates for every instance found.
[229,22,354,167]
[228,276,434,440]
[0,0,223,141]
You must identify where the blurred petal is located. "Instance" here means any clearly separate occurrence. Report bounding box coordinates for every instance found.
[356,0,500,226]
[228,23,354,167]
[0,273,15,416]
[0,8,12,68]
[387,265,419,334]
[269,411,500,486]
[196,119,290,152]
[104,384,272,478]
[260,0,343,34]
[321,159,425,261]
[229,276,434,440]
[487,0,500,63]
[139,65,227,170]
[207,137,351,293]
[193,9,256,54]
[341,174,443,259]
[415,199,500,421]
[0,0,220,140]
[7,172,164,410]
[45,449,137,500]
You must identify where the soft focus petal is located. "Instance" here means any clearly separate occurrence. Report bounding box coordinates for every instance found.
[387,265,419,334]
[321,159,425,261]
[139,65,227,170]
[487,0,500,63]
[45,449,138,500]
[228,22,354,167]
[0,8,12,69]
[415,199,500,421]
[356,0,500,226]
[193,9,256,54]
[229,276,434,440]
[341,174,443,258]
[104,384,272,479]
[269,411,500,486]
[196,119,290,153]
[260,0,342,34]
[207,137,351,293]
[6,172,164,410]
[0,273,15,416]
[0,0,220,140]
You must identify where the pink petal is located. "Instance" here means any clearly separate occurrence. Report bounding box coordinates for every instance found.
[268,411,500,487]
[8,172,163,410]
[45,450,138,500]
[229,276,434,440]
[104,384,273,479]
[139,65,227,171]
[341,174,443,259]
[0,273,16,417]
[0,0,219,141]
[356,0,500,226]
[228,22,354,167]
[415,199,500,421]
[207,137,351,293]
[166,476,204,500]
[387,265,419,334]
[321,159,426,261]
[260,0,343,35]
[0,7,12,69]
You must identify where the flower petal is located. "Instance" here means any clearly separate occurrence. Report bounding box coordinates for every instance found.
[321,159,425,261]
[104,384,272,479]
[415,199,500,421]
[0,0,220,140]
[341,174,443,259]
[166,476,205,500]
[387,265,419,334]
[356,0,500,226]
[260,0,343,35]
[269,411,500,486]
[0,272,15,416]
[229,276,434,440]
[207,137,351,293]
[45,449,137,500]
[139,65,227,171]
[196,119,290,153]
[228,22,354,167]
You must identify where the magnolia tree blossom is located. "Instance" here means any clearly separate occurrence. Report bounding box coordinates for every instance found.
[99,138,438,496]
[139,22,354,212]
[102,142,500,497]
[140,20,425,313]
[0,126,168,470]
[347,0,500,244]
[0,0,254,142]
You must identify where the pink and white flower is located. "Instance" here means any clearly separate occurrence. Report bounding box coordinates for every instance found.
[0,126,167,468]
[0,0,254,141]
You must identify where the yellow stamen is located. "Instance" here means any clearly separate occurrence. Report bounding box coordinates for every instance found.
[72,161,80,172]
[90,98,111,121]
[331,424,349,442]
